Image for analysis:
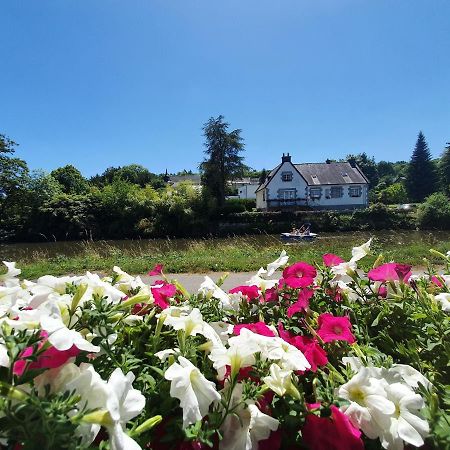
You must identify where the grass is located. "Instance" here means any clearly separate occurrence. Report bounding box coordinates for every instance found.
[2,231,450,279]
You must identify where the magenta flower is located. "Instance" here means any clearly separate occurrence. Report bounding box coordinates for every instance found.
[287,288,314,317]
[322,253,345,267]
[234,321,276,337]
[151,281,177,309]
[283,262,317,280]
[279,276,315,289]
[148,264,164,276]
[431,275,444,288]
[302,405,363,450]
[367,263,412,283]
[262,287,279,302]
[317,313,356,344]
[229,284,260,301]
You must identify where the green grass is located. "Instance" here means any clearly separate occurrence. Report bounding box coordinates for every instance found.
[2,231,450,279]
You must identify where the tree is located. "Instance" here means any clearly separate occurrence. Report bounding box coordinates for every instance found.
[199,115,246,206]
[405,132,438,202]
[345,153,379,187]
[259,168,268,185]
[439,142,450,194]
[51,165,89,194]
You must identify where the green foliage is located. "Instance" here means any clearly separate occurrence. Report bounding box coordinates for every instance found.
[439,142,450,195]
[405,132,439,202]
[200,115,246,206]
[346,153,379,187]
[376,183,407,205]
[51,165,89,195]
[90,164,164,189]
[417,192,450,229]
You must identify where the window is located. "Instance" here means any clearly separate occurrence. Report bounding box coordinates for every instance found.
[310,187,322,199]
[279,189,296,200]
[281,172,293,182]
[349,186,362,197]
[330,187,343,198]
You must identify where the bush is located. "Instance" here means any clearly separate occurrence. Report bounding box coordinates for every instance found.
[417,192,450,229]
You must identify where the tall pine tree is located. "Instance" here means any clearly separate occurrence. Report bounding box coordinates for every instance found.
[405,131,438,202]
[199,115,245,206]
[439,142,450,195]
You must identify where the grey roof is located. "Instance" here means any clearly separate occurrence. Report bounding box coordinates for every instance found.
[256,161,368,192]
[169,174,201,184]
[295,162,368,185]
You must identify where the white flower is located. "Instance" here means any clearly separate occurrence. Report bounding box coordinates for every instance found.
[155,348,179,361]
[0,343,9,368]
[40,316,100,352]
[0,261,21,286]
[208,321,234,344]
[198,276,233,308]
[338,367,395,439]
[380,383,429,450]
[350,238,372,263]
[262,364,298,398]
[161,307,205,337]
[220,385,279,450]
[165,356,221,428]
[266,250,289,277]
[246,272,278,291]
[434,293,450,312]
[390,364,432,390]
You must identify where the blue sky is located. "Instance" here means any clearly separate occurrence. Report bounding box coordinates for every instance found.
[1,0,449,177]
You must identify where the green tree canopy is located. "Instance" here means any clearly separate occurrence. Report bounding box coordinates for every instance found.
[439,142,450,195]
[199,115,246,206]
[405,132,438,202]
[51,165,89,194]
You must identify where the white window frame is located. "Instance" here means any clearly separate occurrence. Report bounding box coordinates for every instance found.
[281,172,293,182]
[330,186,343,198]
[348,186,362,197]
[310,187,322,199]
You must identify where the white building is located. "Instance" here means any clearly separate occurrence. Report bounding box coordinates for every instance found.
[256,153,369,210]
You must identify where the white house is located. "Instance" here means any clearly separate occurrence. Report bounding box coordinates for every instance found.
[256,153,369,210]
[229,177,260,200]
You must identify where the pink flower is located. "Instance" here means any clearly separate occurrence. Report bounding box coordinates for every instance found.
[322,253,345,267]
[13,342,80,376]
[431,275,444,288]
[229,285,260,301]
[378,285,388,298]
[148,264,164,276]
[317,313,356,344]
[258,429,282,450]
[151,281,177,309]
[277,324,328,372]
[302,405,363,450]
[367,263,412,283]
[283,262,317,280]
[234,321,276,337]
[263,287,279,302]
[279,276,315,289]
[287,288,314,318]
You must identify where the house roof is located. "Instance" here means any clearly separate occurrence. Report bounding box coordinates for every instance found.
[169,174,201,184]
[295,162,369,185]
[256,161,368,192]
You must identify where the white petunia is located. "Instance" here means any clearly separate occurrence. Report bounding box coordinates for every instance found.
[0,342,9,368]
[390,364,432,390]
[350,238,372,263]
[434,293,450,312]
[262,364,298,398]
[165,356,221,428]
[155,348,179,361]
[198,276,234,309]
[0,261,21,286]
[266,250,289,277]
[40,316,100,353]
[380,383,429,450]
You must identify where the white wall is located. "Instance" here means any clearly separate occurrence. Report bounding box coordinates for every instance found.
[307,184,368,208]
[238,183,258,199]
[266,161,308,206]
[256,190,266,209]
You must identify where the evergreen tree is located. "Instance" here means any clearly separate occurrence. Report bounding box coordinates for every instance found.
[199,115,245,206]
[439,142,450,195]
[345,153,379,187]
[259,168,268,185]
[405,132,438,202]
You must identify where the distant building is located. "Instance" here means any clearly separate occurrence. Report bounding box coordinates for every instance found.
[256,153,369,210]
[166,173,202,190]
[230,178,260,200]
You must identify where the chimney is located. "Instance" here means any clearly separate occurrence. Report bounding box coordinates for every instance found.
[326,159,331,164]
[281,152,292,163]
[348,158,357,168]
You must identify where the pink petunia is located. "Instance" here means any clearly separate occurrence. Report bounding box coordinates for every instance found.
[322,253,345,267]
[148,264,164,276]
[367,263,412,283]
[279,276,315,289]
[302,405,363,450]
[234,321,276,337]
[229,285,260,301]
[431,275,444,288]
[317,313,356,344]
[262,287,279,302]
[278,323,328,371]
[151,281,177,309]
[283,262,317,280]
[287,288,314,317]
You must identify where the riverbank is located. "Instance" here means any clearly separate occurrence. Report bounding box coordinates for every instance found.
[2,231,449,279]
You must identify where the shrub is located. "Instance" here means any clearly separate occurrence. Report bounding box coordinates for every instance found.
[417,192,450,229]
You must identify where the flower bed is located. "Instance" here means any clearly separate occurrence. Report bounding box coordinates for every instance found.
[0,240,449,450]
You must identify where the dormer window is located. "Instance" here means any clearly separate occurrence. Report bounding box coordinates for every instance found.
[281,171,293,182]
